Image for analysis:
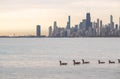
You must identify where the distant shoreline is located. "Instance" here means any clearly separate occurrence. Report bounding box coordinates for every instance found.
[0,36,120,38]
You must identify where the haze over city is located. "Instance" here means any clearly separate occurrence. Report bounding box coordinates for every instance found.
[0,0,120,36]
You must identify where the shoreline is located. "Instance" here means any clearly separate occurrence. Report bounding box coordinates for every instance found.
[0,36,120,38]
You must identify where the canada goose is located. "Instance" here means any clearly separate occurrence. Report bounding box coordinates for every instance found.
[73,60,80,65]
[118,59,120,63]
[108,60,115,64]
[98,60,105,64]
[82,59,90,64]
[59,61,67,66]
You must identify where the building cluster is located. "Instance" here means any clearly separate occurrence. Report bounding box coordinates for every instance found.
[48,13,120,37]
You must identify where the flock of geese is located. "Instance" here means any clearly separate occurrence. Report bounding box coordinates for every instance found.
[59,59,120,66]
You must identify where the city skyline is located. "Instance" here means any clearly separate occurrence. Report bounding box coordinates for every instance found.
[48,13,120,37]
[0,0,120,36]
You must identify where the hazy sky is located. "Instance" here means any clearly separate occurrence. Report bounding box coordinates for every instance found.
[0,0,120,36]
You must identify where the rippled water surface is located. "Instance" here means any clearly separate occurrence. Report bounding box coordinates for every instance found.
[0,38,120,79]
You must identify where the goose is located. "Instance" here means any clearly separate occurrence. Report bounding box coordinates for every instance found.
[59,61,67,66]
[82,59,90,64]
[118,59,120,63]
[73,60,80,65]
[98,60,105,64]
[108,60,115,64]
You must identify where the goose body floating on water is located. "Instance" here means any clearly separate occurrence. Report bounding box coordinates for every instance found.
[73,60,81,65]
[59,61,67,66]
[82,59,90,64]
[108,60,115,64]
[98,60,105,64]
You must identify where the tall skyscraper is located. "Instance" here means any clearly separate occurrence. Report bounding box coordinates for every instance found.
[86,13,92,30]
[36,25,41,37]
[66,16,71,29]
[119,17,120,30]
[110,15,114,30]
[96,19,100,36]
[68,16,71,28]
[53,21,57,32]
[100,20,102,28]
[110,15,113,23]
[100,20,103,36]
[53,21,58,37]
[49,26,52,37]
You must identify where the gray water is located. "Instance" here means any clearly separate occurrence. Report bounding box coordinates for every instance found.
[0,38,120,79]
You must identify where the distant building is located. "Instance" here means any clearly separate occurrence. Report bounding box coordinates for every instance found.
[110,15,114,29]
[53,21,58,37]
[49,26,52,37]
[86,13,92,30]
[66,16,71,29]
[53,21,57,32]
[119,17,120,30]
[96,19,100,36]
[100,20,102,29]
[36,25,41,37]
[100,20,103,36]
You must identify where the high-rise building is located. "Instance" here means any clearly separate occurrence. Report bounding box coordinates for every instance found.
[110,15,114,30]
[81,19,86,31]
[115,24,118,30]
[53,21,58,37]
[86,13,92,30]
[66,16,71,29]
[49,26,52,37]
[68,16,71,27]
[100,20,102,28]
[36,25,41,37]
[110,15,113,23]
[119,17,120,30]
[53,21,57,32]
[74,25,78,32]
[96,19,100,36]
[100,20,103,36]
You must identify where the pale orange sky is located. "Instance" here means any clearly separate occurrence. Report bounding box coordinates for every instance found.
[0,0,120,36]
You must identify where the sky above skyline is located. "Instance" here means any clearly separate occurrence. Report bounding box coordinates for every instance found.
[0,0,120,36]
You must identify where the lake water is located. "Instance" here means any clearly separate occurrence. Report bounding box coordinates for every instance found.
[0,38,120,79]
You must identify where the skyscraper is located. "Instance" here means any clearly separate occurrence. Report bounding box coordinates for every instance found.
[53,21,58,37]
[53,21,57,32]
[86,13,92,30]
[36,25,41,37]
[110,15,113,23]
[110,15,114,30]
[119,17,120,30]
[49,26,52,37]
[66,16,71,29]
[100,20,102,28]
[96,19,100,36]
[100,20,103,36]
[68,16,71,28]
